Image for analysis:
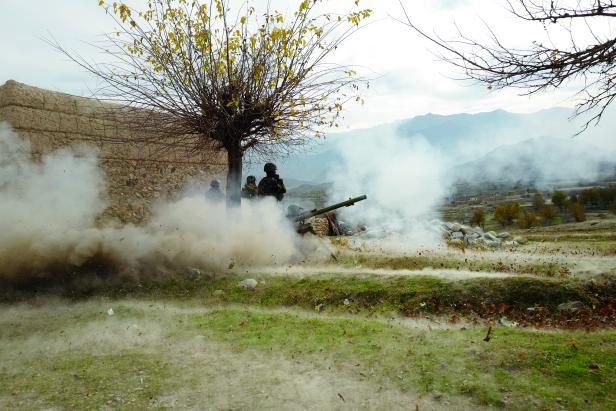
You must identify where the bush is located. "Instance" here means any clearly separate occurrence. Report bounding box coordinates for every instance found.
[517,208,539,229]
[551,191,568,210]
[538,205,560,225]
[569,202,586,222]
[469,207,485,228]
[532,193,545,210]
[494,202,520,226]
[580,187,600,208]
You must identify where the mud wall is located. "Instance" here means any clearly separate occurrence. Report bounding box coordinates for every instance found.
[0,80,227,223]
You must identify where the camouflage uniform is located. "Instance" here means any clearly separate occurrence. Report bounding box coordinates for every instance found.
[241,176,258,199]
[258,163,286,201]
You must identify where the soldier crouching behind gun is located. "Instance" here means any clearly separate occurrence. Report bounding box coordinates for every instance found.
[258,162,286,201]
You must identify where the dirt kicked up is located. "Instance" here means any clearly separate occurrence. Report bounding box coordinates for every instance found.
[1,221,616,410]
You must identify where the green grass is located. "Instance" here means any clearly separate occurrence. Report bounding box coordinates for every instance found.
[7,272,609,321]
[2,301,614,410]
[188,307,616,410]
[0,351,174,411]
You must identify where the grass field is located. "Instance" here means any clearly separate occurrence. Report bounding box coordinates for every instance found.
[2,219,616,410]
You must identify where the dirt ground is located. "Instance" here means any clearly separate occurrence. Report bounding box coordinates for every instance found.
[1,219,615,410]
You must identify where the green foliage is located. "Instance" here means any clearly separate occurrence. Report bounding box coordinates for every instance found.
[551,191,569,210]
[494,202,520,226]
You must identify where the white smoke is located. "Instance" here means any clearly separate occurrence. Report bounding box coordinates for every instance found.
[330,132,448,248]
[0,123,303,283]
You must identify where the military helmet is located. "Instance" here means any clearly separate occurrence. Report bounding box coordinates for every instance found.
[246,175,256,183]
[264,162,277,174]
[210,179,221,189]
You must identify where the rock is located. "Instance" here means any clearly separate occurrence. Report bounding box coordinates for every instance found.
[503,241,519,247]
[497,231,511,239]
[473,226,484,235]
[451,231,464,240]
[432,391,444,400]
[213,289,225,297]
[460,225,473,235]
[484,232,498,241]
[482,239,501,248]
[513,236,527,245]
[557,301,585,311]
[239,278,258,290]
[343,298,351,306]
[450,223,462,232]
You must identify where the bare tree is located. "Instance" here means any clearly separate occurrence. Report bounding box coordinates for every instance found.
[399,0,616,131]
[53,0,372,204]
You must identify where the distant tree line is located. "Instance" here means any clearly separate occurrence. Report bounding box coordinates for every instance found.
[473,186,616,229]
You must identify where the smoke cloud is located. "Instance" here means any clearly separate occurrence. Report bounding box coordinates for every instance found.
[330,132,448,247]
[0,123,303,284]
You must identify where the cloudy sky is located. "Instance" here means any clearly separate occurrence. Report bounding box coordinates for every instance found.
[0,0,598,129]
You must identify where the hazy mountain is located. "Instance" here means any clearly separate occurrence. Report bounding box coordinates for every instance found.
[244,107,614,188]
[453,137,616,188]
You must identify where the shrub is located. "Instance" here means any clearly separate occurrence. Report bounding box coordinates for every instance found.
[494,202,520,226]
[538,205,560,225]
[551,191,568,210]
[469,207,486,228]
[580,187,600,207]
[517,208,539,229]
[569,202,586,222]
[532,193,545,210]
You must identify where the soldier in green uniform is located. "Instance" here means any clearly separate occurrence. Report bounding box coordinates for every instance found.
[241,175,258,199]
[258,163,286,201]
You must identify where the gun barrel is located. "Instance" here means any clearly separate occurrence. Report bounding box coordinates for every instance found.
[293,195,367,222]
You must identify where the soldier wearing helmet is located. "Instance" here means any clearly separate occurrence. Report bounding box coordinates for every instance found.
[206,179,224,202]
[258,162,286,201]
[241,175,258,199]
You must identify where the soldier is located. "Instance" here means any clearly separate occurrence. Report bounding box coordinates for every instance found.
[206,179,224,202]
[241,175,258,199]
[258,162,286,201]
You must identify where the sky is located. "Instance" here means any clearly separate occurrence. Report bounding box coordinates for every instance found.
[0,0,603,130]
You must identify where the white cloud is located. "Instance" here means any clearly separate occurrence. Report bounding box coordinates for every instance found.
[0,0,610,130]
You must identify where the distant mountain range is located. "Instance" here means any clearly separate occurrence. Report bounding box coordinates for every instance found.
[453,137,616,189]
[244,107,616,189]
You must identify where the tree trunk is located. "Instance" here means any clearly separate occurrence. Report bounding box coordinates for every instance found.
[226,144,243,207]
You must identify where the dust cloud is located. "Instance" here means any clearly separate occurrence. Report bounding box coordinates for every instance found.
[0,123,302,283]
[330,132,448,248]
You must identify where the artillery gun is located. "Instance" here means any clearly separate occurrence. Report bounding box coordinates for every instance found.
[287,195,367,234]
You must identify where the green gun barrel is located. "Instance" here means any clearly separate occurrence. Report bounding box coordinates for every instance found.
[293,195,367,222]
